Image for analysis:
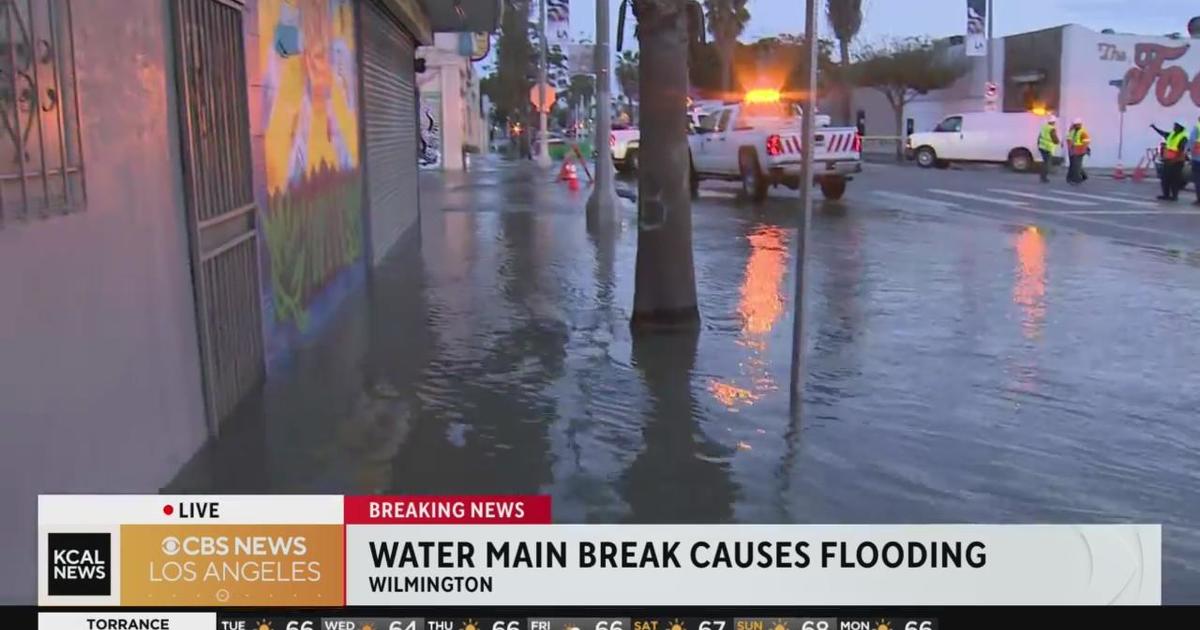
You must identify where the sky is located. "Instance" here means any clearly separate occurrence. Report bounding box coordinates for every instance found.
[478,0,1198,88]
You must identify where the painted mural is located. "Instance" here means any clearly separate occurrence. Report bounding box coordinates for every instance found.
[258,0,363,362]
[417,69,443,168]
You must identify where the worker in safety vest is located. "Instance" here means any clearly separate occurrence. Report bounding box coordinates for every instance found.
[1152,122,1189,200]
[1190,114,1200,205]
[1037,116,1061,183]
[1066,118,1091,185]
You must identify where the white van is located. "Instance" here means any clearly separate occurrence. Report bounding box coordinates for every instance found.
[906,112,1047,172]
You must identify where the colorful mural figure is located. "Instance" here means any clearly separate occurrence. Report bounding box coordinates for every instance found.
[258,0,363,352]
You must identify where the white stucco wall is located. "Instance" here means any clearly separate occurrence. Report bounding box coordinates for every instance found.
[0,0,207,603]
[1059,25,1200,167]
[418,33,486,171]
[905,40,1008,135]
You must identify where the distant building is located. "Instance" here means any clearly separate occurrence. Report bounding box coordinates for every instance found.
[852,24,1200,167]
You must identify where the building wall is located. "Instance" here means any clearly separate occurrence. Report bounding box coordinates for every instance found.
[1059,25,1200,167]
[250,0,367,369]
[418,33,486,171]
[850,40,1007,142]
[0,0,207,603]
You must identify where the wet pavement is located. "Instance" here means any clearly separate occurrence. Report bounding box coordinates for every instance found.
[171,156,1200,602]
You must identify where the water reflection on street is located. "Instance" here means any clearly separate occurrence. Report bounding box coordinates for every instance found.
[172,162,1200,602]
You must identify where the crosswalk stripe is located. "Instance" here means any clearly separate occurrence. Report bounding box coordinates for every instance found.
[1049,190,1160,208]
[987,189,1098,206]
[928,189,1029,207]
[872,190,957,208]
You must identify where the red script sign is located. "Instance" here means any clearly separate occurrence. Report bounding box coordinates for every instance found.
[1123,43,1200,108]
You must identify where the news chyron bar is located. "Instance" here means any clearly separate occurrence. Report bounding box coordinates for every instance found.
[35,495,1161,628]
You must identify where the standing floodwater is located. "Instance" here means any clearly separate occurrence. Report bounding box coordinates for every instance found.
[171,159,1200,602]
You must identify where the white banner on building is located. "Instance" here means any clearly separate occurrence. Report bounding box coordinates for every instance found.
[548,0,570,46]
[966,0,987,57]
[346,523,1162,605]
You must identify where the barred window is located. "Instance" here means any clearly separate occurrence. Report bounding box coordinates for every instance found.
[0,0,84,226]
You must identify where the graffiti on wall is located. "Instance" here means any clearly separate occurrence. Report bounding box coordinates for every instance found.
[258,0,362,339]
[417,68,442,168]
[419,99,442,168]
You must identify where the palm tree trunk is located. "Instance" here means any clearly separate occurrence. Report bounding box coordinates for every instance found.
[631,0,700,328]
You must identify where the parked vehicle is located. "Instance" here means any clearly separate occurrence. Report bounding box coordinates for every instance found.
[906,112,1046,172]
[610,125,641,173]
[687,90,862,201]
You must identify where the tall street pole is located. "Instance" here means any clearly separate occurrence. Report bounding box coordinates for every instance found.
[789,0,818,415]
[537,0,553,167]
[986,0,994,96]
[587,0,619,227]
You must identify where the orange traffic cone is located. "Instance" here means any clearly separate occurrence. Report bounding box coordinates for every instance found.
[1112,161,1125,180]
[1131,159,1146,183]
[564,162,579,191]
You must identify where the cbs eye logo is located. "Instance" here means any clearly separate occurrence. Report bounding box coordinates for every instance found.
[161,536,181,556]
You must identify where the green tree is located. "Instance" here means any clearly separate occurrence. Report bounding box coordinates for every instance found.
[826,0,864,124]
[703,0,750,91]
[616,50,640,104]
[851,37,969,160]
[494,0,534,128]
[566,73,596,111]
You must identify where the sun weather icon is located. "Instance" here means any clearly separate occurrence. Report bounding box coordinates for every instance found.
[771,620,788,630]
[256,621,272,630]
[874,621,892,630]
[461,620,479,630]
[669,620,686,630]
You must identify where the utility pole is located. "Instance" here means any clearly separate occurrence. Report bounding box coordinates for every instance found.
[587,0,619,227]
[986,0,994,104]
[789,0,818,414]
[537,0,553,167]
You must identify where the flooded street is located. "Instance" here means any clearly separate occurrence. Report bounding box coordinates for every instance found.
[172,159,1200,601]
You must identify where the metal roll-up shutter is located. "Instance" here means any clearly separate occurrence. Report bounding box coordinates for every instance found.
[361,0,419,264]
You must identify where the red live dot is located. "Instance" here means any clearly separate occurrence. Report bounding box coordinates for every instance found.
[162,504,174,516]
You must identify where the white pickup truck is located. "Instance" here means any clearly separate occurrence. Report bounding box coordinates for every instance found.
[688,96,862,201]
[610,126,641,173]
[609,107,716,173]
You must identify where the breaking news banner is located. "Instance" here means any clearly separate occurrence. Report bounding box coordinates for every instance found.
[38,495,1161,609]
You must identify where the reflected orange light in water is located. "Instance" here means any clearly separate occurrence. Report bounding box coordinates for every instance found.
[739,227,788,337]
[709,381,755,409]
[709,226,789,410]
[1013,225,1047,340]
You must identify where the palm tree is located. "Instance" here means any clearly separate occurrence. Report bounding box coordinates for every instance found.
[630,0,699,329]
[826,0,864,125]
[615,50,640,120]
[703,0,750,91]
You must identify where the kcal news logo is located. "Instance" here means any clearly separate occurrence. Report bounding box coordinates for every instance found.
[47,532,111,595]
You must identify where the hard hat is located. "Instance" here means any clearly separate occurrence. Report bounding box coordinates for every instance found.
[1072,117,1084,125]
[1048,115,1058,124]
